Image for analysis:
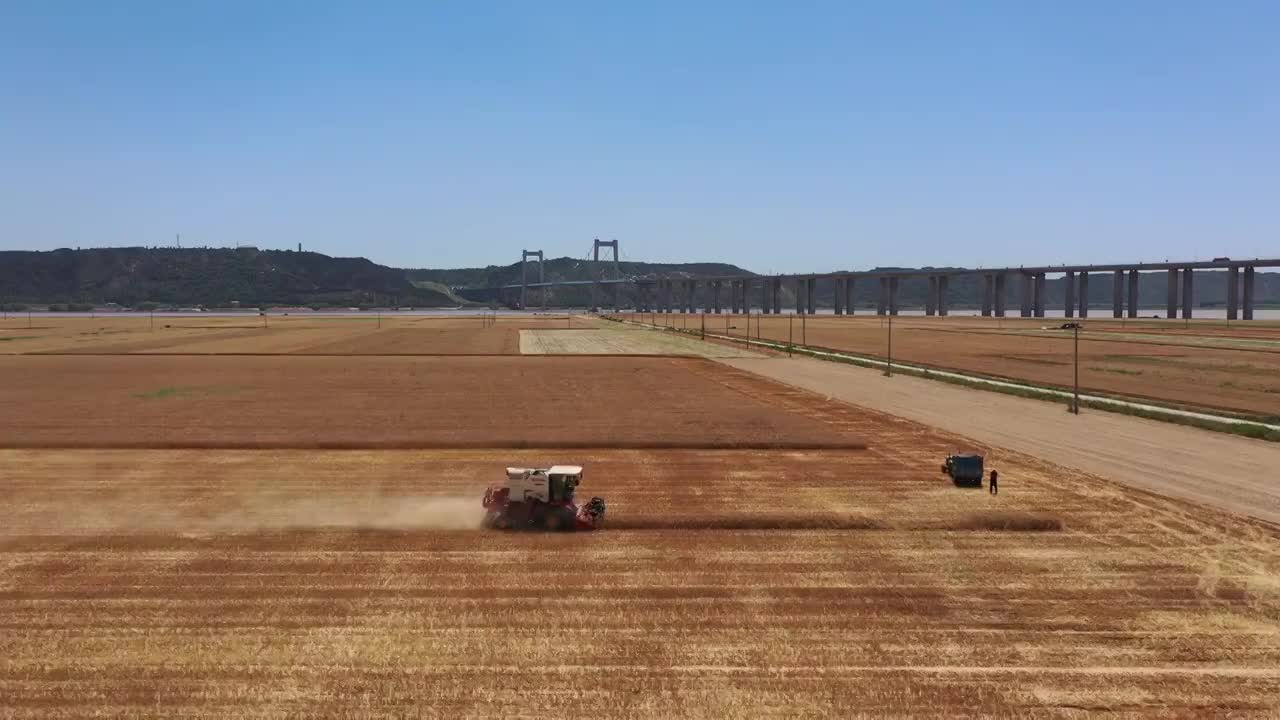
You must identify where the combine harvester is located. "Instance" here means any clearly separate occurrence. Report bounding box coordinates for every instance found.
[483,465,606,531]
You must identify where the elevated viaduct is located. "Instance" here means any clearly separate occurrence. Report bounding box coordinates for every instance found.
[495,242,1276,320]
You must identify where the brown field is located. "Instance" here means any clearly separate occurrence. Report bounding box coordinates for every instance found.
[622,313,1280,417]
[0,355,864,449]
[3,314,1278,717]
[0,314,589,355]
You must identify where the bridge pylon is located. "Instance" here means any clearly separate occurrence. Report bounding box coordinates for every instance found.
[592,238,621,311]
[521,249,544,309]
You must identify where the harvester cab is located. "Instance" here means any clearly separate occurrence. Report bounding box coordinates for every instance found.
[483,465,606,531]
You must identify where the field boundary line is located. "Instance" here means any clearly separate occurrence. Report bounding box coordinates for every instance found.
[0,440,869,451]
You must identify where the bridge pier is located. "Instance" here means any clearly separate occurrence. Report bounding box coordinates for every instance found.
[1112,271,1124,318]
[1127,270,1139,318]
[1227,268,1239,320]
[1064,271,1075,318]
[926,277,937,316]
[1243,266,1255,320]
[1020,274,1032,317]
[1182,268,1193,319]
[1034,272,1046,317]
[1166,269,1179,319]
[981,274,993,316]
[994,273,1007,317]
[938,275,949,316]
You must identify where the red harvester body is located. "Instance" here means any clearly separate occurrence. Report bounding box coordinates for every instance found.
[482,465,606,531]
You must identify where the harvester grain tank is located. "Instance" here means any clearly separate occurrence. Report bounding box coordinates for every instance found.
[482,465,606,531]
[942,454,984,488]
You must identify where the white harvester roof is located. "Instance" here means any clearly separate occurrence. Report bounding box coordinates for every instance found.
[547,465,583,476]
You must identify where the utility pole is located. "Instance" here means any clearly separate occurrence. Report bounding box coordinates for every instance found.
[885,312,893,377]
[1072,323,1080,414]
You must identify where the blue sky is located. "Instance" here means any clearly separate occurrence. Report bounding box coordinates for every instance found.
[1,1,1276,273]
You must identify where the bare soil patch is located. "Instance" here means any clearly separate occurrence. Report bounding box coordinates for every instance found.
[521,326,764,357]
[298,326,520,354]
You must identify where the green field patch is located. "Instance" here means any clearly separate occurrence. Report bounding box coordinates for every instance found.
[0,336,39,342]
[1003,355,1069,367]
[1088,366,1144,376]
[133,384,253,400]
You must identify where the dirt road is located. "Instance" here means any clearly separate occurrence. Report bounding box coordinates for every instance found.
[723,355,1280,525]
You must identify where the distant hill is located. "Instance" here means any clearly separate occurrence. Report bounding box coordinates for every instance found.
[0,247,455,308]
[0,247,752,309]
[0,247,1274,309]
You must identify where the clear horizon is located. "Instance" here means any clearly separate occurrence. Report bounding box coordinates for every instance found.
[3,2,1277,273]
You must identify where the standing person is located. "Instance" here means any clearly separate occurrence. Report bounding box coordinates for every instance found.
[989,470,999,495]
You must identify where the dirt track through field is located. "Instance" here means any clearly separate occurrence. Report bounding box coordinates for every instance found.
[723,355,1280,525]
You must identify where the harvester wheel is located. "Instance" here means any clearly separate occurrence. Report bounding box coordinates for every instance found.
[543,511,563,532]
[492,514,510,530]
[543,509,574,532]
[940,463,948,475]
